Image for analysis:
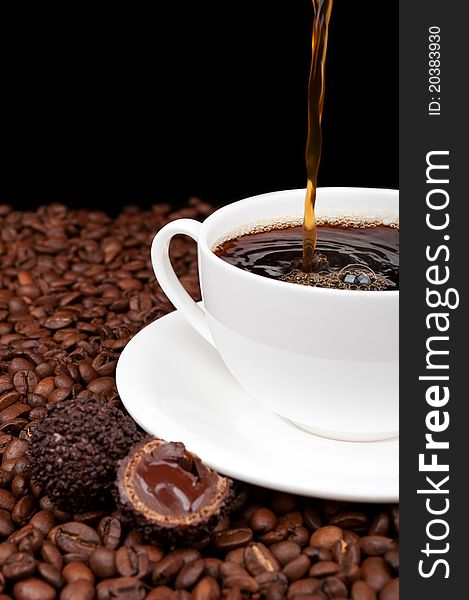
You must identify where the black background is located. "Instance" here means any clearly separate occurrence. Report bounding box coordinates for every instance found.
[1,2,397,212]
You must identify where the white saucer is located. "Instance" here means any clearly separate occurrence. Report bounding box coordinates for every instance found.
[116,308,398,502]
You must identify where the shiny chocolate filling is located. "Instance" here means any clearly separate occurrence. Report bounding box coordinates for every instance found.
[133,442,218,516]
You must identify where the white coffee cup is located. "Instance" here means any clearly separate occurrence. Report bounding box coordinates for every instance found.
[151,188,399,441]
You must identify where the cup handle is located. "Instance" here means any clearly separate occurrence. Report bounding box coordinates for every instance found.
[151,219,215,346]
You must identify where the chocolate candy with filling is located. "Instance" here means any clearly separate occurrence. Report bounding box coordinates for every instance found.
[115,438,232,544]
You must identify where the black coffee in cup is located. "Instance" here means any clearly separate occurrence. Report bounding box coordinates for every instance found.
[213,218,399,291]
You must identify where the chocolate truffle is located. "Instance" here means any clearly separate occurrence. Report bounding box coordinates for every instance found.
[116,438,232,544]
[29,397,142,512]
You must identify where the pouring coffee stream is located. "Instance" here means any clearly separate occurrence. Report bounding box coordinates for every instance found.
[302,0,334,273]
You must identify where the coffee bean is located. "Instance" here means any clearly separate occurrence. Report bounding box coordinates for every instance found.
[13,371,39,395]
[78,361,98,385]
[41,542,63,572]
[34,378,55,398]
[309,560,342,578]
[270,494,297,515]
[2,419,29,435]
[258,526,289,546]
[89,547,117,579]
[49,522,101,557]
[37,562,64,588]
[34,364,54,379]
[62,561,95,584]
[287,577,321,598]
[369,512,390,537]
[2,438,28,463]
[2,551,36,581]
[152,555,185,585]
[102,240,123,264]
[86,377,115,394]
[330,511,369,531]
[352,580,377,600]
[204,558,223,579]
[13,577,56,600]
[287,526,310,547]
[48,388,72,404]
[97,516,121,550]
[0,543,15,567]
[44,315,73,330]
[249,508,278,533]
[60,580,95,600]
[279,511,304,529]
[212,528,253,552]
[168,548,201,566]
[379,577,399,600]
[255,571,288,591]
[192,576,221,600]
[331,538,361,571]
[0,509,14,537]
[302,505,323,532]
[0,403,31,425]
[175,558,205,589]
[244,542,280,576]
[225,587,243,600]
[53,373,73,389]
[30,511,57,536]
[270,541,302,567]
[309,526,343,550]
[0,391,20,413]
[225,548,245,567]
[362,557,392,592]
[145,587,175,600]
[115,545,149,578]
[322,575,348,598]
[91,355,117,378]
[7,298,28,316]
[220,562,248,578]
[11,476,30,499]
[359,536,396,556]
[96,576,147,600]
[12,495,37,526]
[282,555,311,582]
[9,358,35,375]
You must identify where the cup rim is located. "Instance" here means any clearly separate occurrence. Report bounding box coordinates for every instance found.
[199,187,399,298]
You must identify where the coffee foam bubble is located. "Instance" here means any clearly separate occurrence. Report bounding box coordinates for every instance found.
[212,211,399,252]
[280,265,396,291]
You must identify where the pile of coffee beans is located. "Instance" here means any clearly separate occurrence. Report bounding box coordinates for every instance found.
[0,202,399,599]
